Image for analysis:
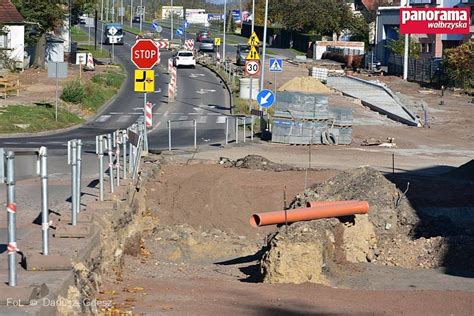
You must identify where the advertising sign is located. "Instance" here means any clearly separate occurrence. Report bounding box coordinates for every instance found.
[400,8,470,34]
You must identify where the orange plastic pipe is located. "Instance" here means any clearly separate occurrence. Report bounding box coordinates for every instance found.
[306,200,360,208]
[250,201,369,227]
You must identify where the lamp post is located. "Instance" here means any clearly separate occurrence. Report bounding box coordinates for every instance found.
[170,0,174,43]
[223,0,227,64]
[259,0,269,91]
[251,0,255,33]
[403,0,409,80]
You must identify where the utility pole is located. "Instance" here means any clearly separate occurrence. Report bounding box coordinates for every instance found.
[120,0,124,25]
[139,0,143,32]
[130,0,133,28]
[101,0,104,21]
[223,0,227,63]
[403,0,409,80]
[112,0,115,22]
[171,0,174,42]
[260,0,269,91]
[251,0,255,33]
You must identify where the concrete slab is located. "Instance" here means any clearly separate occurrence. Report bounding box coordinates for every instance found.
[53,224,92,238]
[24,253,72,271]
[0,283,48,305]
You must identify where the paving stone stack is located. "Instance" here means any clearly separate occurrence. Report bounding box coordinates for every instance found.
[271,92,353,145]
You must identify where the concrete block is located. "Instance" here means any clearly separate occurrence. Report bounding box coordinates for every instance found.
[0,283,48,305]
[53,224,92,238]
[24,253,72,271]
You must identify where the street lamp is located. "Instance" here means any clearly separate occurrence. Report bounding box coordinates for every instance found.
[260,0,269,91]
[223,0,227,63]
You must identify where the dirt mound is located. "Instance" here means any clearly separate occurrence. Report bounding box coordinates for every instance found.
[291,166,419,240]
[278,76,331,94]
[444,159,474,181]
[220,155,303,171]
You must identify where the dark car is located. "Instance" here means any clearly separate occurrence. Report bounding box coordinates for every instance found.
[236,44,256,66]
[132,16,141,23]
[196,30,210,42]
[199,38,215,52]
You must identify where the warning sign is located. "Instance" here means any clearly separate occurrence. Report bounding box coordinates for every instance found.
[134,70,155,92]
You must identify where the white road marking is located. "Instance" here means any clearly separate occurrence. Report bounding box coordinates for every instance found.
[96,115,111,122]
[127,112,143,115]
[216,116,227,124]
[196,116,208,124]
[207,113,220,115]
[193,107,203,112]
[109,112,124,115]
[164,111,169,117]
[189,73,206,78]
[117,115,131,122]
[170,112,184,115]
[178,116,188,120]
[189,113,200,115]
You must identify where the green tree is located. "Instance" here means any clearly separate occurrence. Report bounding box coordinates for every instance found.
[12,0,68,67]
[386,29,420,58]
[443,40,474,89]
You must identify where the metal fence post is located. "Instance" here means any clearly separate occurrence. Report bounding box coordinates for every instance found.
[168,120,172,151]
[70,141,78,226]
[193,119,197,149]
[122,131,127,180]
[6,151,17,286]
[251,115,254,140]
[243,117,246,143]
[128,128,133,175]
[115,133,120,187]
[98,136,104,201]
[39,147,49,256]
[225,117,229,145]
[235,117,239,144]
[76,139,82,213]
[142,120,149,153]
[107,134,114,193]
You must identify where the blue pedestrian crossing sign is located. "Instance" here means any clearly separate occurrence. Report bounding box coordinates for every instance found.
[257,89,275,108]
[176,28,184,36]
[184,21,189,29]
[269,58,283,72]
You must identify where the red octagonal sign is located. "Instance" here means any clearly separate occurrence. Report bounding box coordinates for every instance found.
[131,39,160,69]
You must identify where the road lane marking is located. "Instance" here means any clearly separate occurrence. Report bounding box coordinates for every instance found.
[117,115,131,122]
[216,116,227,124]
[96,115,111,122]
[196,116,208,124]
[178,116,188,120]
[164,111,169,117]
[109,112,124,115]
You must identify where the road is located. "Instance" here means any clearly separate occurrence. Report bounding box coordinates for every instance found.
[0,22,232,152]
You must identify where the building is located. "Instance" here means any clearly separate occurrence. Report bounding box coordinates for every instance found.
[0,0,25,70]
[375,0,473,65]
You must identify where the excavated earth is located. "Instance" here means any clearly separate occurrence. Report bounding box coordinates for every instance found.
[93,155,474,314]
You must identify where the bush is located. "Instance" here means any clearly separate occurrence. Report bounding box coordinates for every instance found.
[444,41,474,90]
[61,79,85,103]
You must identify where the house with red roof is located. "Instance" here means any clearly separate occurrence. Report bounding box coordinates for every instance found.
[0,0,25,70]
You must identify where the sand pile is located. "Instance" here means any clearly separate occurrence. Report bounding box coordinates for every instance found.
[278,76,331,94]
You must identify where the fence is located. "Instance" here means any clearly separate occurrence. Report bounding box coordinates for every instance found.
[387,54,446,85]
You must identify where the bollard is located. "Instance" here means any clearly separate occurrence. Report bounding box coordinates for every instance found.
[6,151,18,286]
[168,120,172,151]
[243,117,246,143]
[70,141,78,226]
[251,116,254,140]
[97,136,105,201]
[122,131,127,180]
[76,139,82,213]
[39,147,49,256]
[107,134,114,193]
[235,117,239,144]
[225,117,229,145]
[194,119,197,149]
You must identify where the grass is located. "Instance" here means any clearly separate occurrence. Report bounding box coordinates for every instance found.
[71,26,90,42]
[77,45,111,59]
[82,68,126,112]
[0,105,83,133]
[123,25,144,34]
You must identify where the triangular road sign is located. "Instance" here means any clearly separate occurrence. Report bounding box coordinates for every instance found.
[247,32,261,46]
[246,46,260,60]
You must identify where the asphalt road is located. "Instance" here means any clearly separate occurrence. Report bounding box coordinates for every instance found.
[0,23,231,153]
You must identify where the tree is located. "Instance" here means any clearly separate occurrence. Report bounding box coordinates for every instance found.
[443,41,474,90]
[11,0,68,67]
[386,29,420,58]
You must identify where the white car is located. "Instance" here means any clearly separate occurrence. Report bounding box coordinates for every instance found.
[173,51,196,68]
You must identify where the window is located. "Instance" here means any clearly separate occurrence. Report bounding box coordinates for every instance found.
[421,43,433,53]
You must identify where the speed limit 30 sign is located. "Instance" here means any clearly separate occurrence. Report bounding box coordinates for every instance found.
[245,60,260,77]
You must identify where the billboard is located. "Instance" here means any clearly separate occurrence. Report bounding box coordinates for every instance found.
[232,9,241,24]
[400,8,470,34]
[208,13,224,22]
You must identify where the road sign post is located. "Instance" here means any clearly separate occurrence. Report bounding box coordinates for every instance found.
[269,58,283,106]
[246,32,261,112]
[47,62,68,122]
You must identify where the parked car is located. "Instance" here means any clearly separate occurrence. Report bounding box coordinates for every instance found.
[236,44,256,66]
[132,16,141,23]
[196,30,210,42]
[173,50,196,68]
[199,38,215,52]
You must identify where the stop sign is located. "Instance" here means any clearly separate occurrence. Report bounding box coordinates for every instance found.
[131,39,160,69]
